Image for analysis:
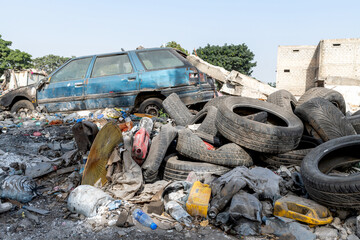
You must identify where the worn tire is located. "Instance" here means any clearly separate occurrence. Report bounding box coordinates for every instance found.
[176,129,253,167]
[216,96,303,153]
[204,96,231,109]
[142,124,178,183]
[267,89,297,113]
[138,98,163,116]
[194,131,221,146]
[163,155,230,181]
[188,106,218,136]
[301,135,360,209]
[260,135,319,167]
[346,115,360,134]
[297,87,346,114]
[11,100,35,113]
[162,93,194,126]
[352,110,360,116]
[295,97,356,142]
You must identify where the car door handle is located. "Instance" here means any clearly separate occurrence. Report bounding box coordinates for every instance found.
[128,77,136,81]
[74,83,84,87]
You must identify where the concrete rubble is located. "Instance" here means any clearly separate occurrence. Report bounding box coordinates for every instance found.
[0,84,360,240]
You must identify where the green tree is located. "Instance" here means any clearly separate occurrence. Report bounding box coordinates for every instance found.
[268,82,276,88]
[164,41,189,55]
[0,34,32,76]
[194,43,257,76]
[32,54,71,74]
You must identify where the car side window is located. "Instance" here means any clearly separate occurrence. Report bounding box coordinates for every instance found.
[137,50,185,70]
[51,57,92,83]
[91,54,133,78]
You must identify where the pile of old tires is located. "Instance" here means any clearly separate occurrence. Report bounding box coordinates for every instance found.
[142,89,360,209]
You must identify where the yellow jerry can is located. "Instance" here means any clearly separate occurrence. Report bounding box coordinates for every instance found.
[186,181,211,217]
[273,195,333,226]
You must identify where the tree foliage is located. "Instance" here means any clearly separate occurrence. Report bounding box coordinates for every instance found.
[32,54,71,74]
[194,43,257,76]
[0,34,32,76]
[268,82,276,88]
[164,41,189,55]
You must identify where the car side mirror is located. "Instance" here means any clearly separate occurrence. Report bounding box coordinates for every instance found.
[36,78,49,90]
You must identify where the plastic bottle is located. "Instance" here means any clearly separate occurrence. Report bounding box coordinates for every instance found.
[165,201,192,227]
[133,208,157,230]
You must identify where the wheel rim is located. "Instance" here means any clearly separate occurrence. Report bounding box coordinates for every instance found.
[144,104,160,116]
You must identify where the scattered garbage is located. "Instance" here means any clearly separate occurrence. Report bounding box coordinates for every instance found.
[2,85,360,239]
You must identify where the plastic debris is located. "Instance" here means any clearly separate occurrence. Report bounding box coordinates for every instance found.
[186,181,211,217]
[67,185,113,217]
[273,195,333,226]
[0,175,37,203]
[165,201,192,227]
[133,208,157,230]
[108,200,122,211]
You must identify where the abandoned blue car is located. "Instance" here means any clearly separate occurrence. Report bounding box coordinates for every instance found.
[0,48,215,115]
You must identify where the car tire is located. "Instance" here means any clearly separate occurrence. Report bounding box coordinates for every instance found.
[346,115,360,134]
[204,96,231,109]
[297,87,346,114]
[301,135,360,209]
[188,106,218,136]
[260,135,319,167]
[352,110,360,116]
[176,129,253,167]
[138,98,163,116]
[162,93,194,126]
[11,100,35,113]
[142,124,178,183]
[163,155,230,181]
[295,97,356,142]
[216,96,304,153]
[267,89,297,113]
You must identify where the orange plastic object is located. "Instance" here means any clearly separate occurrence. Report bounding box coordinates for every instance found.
[49,119,63,125]
[186,181,211,217]
[119,121,133,132]
[273,195,333,226]
[82,122,123,186]
[133,113,155,118]
[203,141,215,150]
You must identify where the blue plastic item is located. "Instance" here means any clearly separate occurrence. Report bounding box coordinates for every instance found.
[108,200,122,210]
[133,208,157,230]
[76,118,85,123]
[97,114,104,119]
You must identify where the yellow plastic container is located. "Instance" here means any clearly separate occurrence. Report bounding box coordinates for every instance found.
[186,181,211,217]
[273,195,333,226]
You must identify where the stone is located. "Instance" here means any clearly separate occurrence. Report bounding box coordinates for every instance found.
[345,217,357,235]
[315,227,339,240]
[261,201,273,217]
[337,210,351,220]
[144,201,164,215]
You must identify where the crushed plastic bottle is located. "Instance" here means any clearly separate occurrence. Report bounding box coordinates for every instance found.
[165,201,192,227]
[133,208,157,230]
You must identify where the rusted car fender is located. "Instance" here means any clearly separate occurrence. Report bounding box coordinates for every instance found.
[0,85,36,110]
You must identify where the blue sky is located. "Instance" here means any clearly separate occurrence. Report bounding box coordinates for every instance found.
[1,0,359,83]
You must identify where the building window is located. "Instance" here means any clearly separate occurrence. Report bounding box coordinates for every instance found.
[333,43,341,47]
[284,69,290,73]
[293,49,299,52]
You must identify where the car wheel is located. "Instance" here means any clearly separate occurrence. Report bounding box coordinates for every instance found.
[10,100,35,113]
[267,89,297,113]
[138,98,163,116]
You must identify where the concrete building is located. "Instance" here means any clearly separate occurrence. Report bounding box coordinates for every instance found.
[276,38,360,97]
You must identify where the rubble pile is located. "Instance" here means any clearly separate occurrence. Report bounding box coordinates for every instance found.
[1,87,360,239]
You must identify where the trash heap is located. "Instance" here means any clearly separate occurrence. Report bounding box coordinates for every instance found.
[2,87,360,239]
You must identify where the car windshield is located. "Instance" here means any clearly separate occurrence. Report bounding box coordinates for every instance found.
[137,50,185,70]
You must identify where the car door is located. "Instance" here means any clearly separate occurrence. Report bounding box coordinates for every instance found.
[37,57,93,112]
[135,49,189,89]
[84,53,139,110]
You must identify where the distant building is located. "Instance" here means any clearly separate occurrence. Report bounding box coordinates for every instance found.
[276,38,360,97]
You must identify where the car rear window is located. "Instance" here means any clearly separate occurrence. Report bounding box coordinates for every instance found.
[91,54,133,78]
[137,50,185,70]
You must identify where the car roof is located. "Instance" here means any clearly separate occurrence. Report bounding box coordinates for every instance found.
[74,47,174,59]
